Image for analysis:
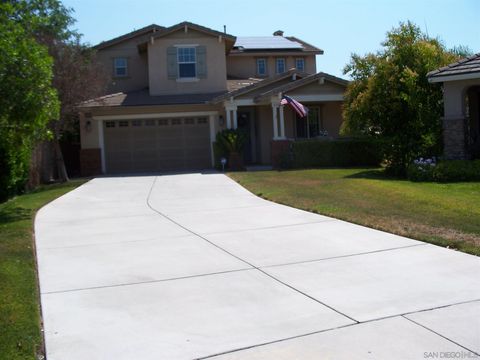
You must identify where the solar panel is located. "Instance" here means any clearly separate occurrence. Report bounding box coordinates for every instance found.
[234,37,303,50]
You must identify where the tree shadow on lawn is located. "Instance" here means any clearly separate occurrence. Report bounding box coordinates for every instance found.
[0,206,32,224]
[343,168,407,181]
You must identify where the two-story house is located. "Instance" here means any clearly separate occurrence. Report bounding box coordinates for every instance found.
[78,21,348,175]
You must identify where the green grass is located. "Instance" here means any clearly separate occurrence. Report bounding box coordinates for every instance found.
[230,168,480,256]
[0,180,86,360]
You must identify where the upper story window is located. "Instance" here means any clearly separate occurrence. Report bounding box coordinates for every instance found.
[256,58,267,76]
[113,57,128,77]
[295,58,305,72]
[276,58,286,74]
[177,47,196,78]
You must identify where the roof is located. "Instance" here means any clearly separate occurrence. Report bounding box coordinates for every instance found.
[211,69,309,103]
[211,69,348,103]
[93,24,164,50]
[79,89,227,108]
[227,78,262,92]
[232,36,323,54]
[428,53,480,82]
[254,72,348,101]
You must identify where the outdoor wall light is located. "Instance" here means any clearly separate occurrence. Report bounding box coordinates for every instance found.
[85,120,92,132]
[219,115,224,126]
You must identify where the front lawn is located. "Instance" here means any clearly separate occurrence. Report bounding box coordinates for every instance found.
[0,180,86,360]
[230,168,480,256]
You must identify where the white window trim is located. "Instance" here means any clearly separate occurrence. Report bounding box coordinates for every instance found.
[256,58,267,76]
[276,58,286,74]
[113,57,128,77]
[177,46,197,79]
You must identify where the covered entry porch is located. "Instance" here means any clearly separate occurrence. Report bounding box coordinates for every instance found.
[214,71,348,165]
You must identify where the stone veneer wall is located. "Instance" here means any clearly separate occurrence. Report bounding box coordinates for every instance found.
[443,117,467,160]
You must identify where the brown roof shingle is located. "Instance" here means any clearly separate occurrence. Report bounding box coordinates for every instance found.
[79,89,227,108]
[428,53,480,80]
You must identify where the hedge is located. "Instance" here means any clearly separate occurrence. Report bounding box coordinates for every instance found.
[407,160,480,182]
[281,138,383,169]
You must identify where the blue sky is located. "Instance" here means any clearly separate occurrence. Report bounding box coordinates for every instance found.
[63,0,479,78]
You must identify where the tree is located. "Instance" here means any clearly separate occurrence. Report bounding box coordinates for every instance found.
[0,2,59,200]
[341,21,463,175]
[5,0,108,181]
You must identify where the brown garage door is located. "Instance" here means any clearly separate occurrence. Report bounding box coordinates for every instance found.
[103,117,211,173]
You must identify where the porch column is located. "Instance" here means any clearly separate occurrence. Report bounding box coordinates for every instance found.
[232,108,238,129]
[271,104,279,139]
[279,105,285,139]
[226,109,232,129]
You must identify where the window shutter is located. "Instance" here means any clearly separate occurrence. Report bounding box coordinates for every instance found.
[167,46,177,79]
[196,46,207,78]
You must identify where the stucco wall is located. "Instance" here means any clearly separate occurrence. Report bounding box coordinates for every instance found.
[96,38,150,94]
[148,29,228,95]
[227,55,316,79]
[443,79,480,118]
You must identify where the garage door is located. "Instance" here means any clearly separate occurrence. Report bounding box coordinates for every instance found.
[103,117,211,173]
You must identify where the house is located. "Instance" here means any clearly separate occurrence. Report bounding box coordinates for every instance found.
[78,21,348,175]
[427,53,480,160]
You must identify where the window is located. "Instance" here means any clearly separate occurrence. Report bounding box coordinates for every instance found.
[295,107,323,138]
[114,58,127,77]
[197,117,208,125]
[177,47,196,78]
[105,121,116,128]
[158,119,169,126]
[132,120,142,127]
[145,119,156,126]
[118,120,129,127]
[256,58,267,76]
[276,58,286,74]
[171,118,182,125]
[295,58,305,72]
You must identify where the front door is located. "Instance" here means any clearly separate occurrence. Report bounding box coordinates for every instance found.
[237,110,255,164]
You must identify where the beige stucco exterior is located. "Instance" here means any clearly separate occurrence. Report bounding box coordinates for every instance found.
[148,29,228,95]
[80,22,349,174]
[227,54,316,78]
[96,38,150,94]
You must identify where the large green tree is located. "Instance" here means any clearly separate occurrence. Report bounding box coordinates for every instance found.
[3,0,107,184]
[342,21,464,175]
[0,2,59,200]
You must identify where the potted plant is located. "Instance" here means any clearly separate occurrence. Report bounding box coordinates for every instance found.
[215,129,248,171]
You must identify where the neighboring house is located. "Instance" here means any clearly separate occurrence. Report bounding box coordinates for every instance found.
[428,53,480,160]
[78,21,348,175]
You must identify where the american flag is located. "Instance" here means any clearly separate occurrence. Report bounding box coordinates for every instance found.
[280,95,308,118]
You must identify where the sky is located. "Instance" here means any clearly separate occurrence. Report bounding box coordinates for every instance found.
[62,0,479,78]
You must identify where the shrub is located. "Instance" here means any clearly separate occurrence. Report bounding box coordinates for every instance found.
[406,157,436,182]
[407,159,480,182]
[215,129,248,154]
[284,138,382,169]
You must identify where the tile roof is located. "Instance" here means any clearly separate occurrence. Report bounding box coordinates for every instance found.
[428,53,480,79]
[227,78,262,92]
[253,72,349,102]
[93,24,164,50]
[211,69,309,103]
[79,89,227,108]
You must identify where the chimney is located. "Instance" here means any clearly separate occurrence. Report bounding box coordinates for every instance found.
[223,25,226,34]
[273,30,284,36]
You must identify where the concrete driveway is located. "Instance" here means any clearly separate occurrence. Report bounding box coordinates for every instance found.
[35,173,480,359]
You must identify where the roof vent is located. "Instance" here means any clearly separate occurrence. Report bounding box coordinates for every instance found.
[273,30,284,36]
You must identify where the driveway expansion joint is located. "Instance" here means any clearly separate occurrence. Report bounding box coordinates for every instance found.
[146,176,359,324]
[402,315,480,356]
